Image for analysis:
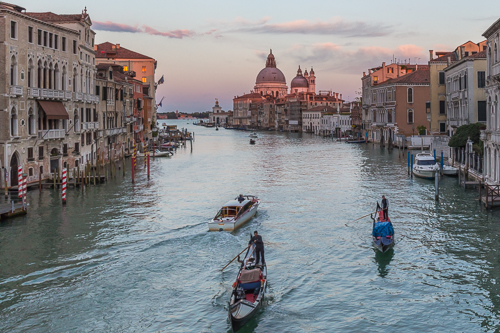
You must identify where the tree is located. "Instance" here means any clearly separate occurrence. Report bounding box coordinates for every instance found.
[417,125,427,135]
[448,123,485,155]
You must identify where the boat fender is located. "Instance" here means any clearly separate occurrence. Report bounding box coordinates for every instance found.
[232,281,237,289]
[261,278,265,287]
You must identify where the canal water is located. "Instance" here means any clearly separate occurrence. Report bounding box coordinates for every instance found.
[1,120,500,332]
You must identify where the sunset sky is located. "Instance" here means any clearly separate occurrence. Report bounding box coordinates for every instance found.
[23,0,500,112]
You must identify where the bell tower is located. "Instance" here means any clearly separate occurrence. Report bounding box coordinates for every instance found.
[308,67,316,94]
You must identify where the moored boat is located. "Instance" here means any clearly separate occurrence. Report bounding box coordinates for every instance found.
[442,165,458,176]
[208,195,260,231]
[229,244,267,332]
[412,153,439,179]
[372,207,394,253]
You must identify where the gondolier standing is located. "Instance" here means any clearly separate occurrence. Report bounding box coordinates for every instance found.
[249,231,265,266]
[381,195,389,221]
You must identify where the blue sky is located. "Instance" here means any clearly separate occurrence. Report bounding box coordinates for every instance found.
[22,0,500,112]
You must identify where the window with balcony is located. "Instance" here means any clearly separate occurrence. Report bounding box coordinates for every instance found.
[10,55,17,86]
[28,109,35,135]
[439,72,445,85]
[38,146,44,159]
[407,88,413,103]
[10,21,16,39]
[407,109,414,124]
[478,71,485,88]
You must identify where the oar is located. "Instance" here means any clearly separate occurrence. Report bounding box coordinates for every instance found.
[221,245,250,272]
[345,211,377,226]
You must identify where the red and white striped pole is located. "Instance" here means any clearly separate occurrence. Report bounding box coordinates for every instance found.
[62,168,67,204]
[22,173,27,203]
[17,166,22,199]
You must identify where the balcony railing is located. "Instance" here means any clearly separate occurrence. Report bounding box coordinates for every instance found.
[65,91,72,100]
[107,99,114,105]
[38,129,65,140]
[10,86,23,96]
[28,87,40,98]
[105,127,126,136]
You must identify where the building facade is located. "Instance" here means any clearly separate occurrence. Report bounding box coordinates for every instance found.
[483,19,500,184]
[0,3,98,188]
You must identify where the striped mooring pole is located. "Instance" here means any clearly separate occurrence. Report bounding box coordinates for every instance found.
[17,166,22,199]
[62,168,67,204]
[22,173,27,201]
[144,140,147,167]
[134,142,137,170]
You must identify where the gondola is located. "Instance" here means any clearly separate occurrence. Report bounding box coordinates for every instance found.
[249,139,256,145]
[228,244,267,332]
[371,204,394,253]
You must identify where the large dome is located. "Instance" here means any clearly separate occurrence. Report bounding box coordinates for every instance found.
[291,75,308,88]
[256,67,286,84]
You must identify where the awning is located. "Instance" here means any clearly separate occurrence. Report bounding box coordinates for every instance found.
[38,101,69,120]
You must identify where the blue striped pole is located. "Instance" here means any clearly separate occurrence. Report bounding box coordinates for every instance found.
[441,151,444,171]
[434,149,436,163]
[410,154,414,178]
[408,151,410,175]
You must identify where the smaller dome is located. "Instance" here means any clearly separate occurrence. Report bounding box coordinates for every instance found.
[291,76,308,88]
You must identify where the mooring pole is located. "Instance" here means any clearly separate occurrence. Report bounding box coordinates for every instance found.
[62,168,67,205]
[410,154,414,178]
[131,156,135,183]
[435,171,439,201]
[441,151,444,175]
[407,151,410,175]
[147,153,150,180]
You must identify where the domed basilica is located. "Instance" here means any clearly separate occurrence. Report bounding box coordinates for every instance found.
[253,50,316,97]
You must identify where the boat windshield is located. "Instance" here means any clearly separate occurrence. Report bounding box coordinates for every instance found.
[215,207,239,219]
[417,160,436,166]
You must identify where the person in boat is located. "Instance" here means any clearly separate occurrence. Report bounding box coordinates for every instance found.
[237,194,245,203]
[381,195,389,220]
[249,231,265,266]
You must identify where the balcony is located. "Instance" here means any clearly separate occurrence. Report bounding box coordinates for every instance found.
[65,91,72,100]
[107,99,114,106]
[81,123,88,130]
[74,92,83,101]
[10,86,23,96]
[28,88,40,98]
[105,127,126,136]
[134,124,144,133]
[38,129,65,140]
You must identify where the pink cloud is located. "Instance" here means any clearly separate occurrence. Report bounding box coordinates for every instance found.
[93,21,195,39]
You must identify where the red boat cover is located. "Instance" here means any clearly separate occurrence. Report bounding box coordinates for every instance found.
[378,210,391,222]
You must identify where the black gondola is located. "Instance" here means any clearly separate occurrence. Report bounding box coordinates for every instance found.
[249,139,256,145]
[371,204,394,253]
[228,244,267,332]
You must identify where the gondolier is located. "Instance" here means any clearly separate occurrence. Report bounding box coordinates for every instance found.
[381,195,389,221]
[249,231,265,266]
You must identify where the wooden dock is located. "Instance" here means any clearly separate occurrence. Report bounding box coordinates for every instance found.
[481,184,500,208]
[0,203,27,220]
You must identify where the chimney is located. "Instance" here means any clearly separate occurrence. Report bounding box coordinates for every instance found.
[363,71,366,76]
[447,56,451,66]
[429,50,434,61]
[340,94,343,100]
[111,45,116,51]
[368,69,372,74]
[116,44,120,49]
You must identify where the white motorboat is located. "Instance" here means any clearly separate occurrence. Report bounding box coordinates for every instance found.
[208,195,260,231]
[412,153,439,179]
[136,149,172,157]
[442,165,458,176]
[249,132,258,138]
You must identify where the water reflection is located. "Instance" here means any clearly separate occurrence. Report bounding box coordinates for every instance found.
[374,248,395,278]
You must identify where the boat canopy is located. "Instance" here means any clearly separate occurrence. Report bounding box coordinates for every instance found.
[417,160,436,166]
[223,199,250,207]
[373,222,394,237]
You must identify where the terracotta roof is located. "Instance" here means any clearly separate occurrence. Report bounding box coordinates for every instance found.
[381,69,430,85]
[233,92,264,100]
[25,12,87,23]
[430,51,457,63]
[466,50,487,59]
[96,42,154,60]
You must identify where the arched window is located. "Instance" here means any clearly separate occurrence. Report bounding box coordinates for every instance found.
[407,87,413,103]
[37,60,42,88]
[10,108,18,136]
[408,109,414,124]
[10,55,17,86]
[74,111,79,132]
[61,66,67,90]
[43,61,47,88]
[48,63,53,89]
[54,64,59,90]
[28,108,35,135]
[27,59,33,88]
[73,68,77,92]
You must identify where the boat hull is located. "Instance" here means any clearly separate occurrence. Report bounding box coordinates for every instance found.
[373,236,394,253]
[208,202,259,231]
[347,139,366,144]
[412,167,437,179]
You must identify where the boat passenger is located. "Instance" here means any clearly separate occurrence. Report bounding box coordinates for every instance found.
[381,195,389,220]
[249,231,265,266]
[237,194,245,203]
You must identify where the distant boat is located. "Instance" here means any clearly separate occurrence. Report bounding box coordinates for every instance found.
[249,139,256,145]
[347,135,366,143]
[442,165,458,176]
[249,132,258,138]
